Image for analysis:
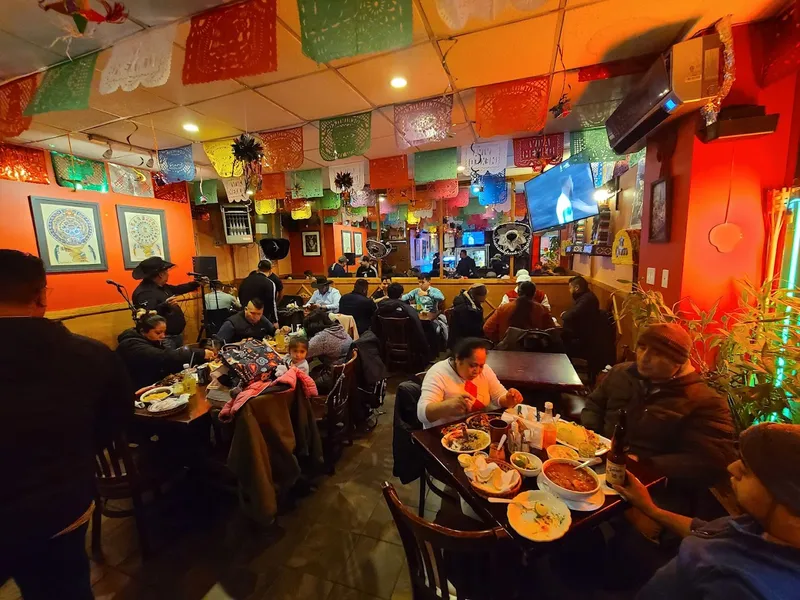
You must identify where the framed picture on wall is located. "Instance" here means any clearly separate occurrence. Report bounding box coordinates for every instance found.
[649,178,671,243]
[29,196,107,273]
[342,230,352,254]
[353,231,363,256]
[116,205,169,270]
[302,231,321,256]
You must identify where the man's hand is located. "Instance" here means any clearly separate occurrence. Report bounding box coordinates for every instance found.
[612,471,655,513]
[166,295,181,306]
[502,388,523,408]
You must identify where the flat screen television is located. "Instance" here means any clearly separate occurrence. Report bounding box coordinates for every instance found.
[462,230,485,246]
[525,160,599,232]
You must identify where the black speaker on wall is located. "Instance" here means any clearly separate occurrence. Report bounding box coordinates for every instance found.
[192,256,218,280]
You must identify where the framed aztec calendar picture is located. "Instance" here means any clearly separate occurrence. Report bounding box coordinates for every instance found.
[29,196,108,273]
[115,205,170,270]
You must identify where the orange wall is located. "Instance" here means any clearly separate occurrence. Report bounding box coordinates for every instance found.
[0,165,196,312]
[332,223,369,274]
[286,222,369,276]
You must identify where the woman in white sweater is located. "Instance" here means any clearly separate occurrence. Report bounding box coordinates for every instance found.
[418,338,523,428]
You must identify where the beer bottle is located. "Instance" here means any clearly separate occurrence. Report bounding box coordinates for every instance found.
[605,409,628,487]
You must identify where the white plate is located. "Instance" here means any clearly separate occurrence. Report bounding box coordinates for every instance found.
[537,473,604,512]
[556,421,611,457]
[140,386,174,403]
[441,429,491,454]
[146,396,189,413]
[507,490,572,542]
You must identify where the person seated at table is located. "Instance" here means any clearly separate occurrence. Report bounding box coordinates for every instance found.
[215,299,276,344]
[489,254,508,277]
[204,281,240,311]
[117,312,213,390]
[561,275,601,355]
[304,276,341,312]
[275,335,310,376]
[372,283,430,366]
[616,423,800,600]
[501,269,551,309]
[371,275,392,302]
[449,284,487,350]
[339,278,376,335]
[531,261,552,276]
[483,282,554,344]
[355,255,377,278]
[418,337,523,428]
[455,249,476,278]
[304,309,353,393]
[328,255,348,278]
[402,275,444,314]
[304,269,315,281]
[582,323,736,487]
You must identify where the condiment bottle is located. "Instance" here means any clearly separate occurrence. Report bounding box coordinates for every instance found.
[541,401,557,449]
[605,409,628,487]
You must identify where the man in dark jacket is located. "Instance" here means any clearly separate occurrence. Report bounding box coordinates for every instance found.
[215,298,276,344]
[238,260,279,328]
[449,284,487,349]
[561,275,601,356]
[371,283,430,367]
[339,278,376,335]
[0,250,133,599]
[455,249,476,278]
[582,323,736,486]
[355,256,377,278]
[328,256,348,278]
[132,256,204,349]
[261,259,283,301]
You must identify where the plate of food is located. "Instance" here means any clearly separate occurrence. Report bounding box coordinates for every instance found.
[146,396,189,416]
[556,421,611,457]
[463,456,522,497]
[465,412,503,432]
[507,490,572,542]
[441,424,491,454]
[140,386,174,403]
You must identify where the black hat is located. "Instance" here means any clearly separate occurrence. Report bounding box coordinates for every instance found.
[259,238,290,260]
[312,276,334,288]
[132,256,175,280]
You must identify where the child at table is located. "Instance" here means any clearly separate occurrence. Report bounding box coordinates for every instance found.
[276,335,309,376]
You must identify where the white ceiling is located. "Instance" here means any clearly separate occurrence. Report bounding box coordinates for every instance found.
[1,0,789,182]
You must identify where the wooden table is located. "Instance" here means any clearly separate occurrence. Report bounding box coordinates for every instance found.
[412,421,665,552]
[134,384,212,426]
[486,351,583,392]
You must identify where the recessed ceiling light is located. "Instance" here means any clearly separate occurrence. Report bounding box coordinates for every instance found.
[183,123,200,133]
[246,189,254,196]
[390,76,407,89]
[378,195,386,202]
[457,165,465,172]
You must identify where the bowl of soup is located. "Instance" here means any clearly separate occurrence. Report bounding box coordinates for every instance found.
[541,458,601,501]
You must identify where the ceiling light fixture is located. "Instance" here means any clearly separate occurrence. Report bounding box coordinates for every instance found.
[390,76,407,89]
[457,165,465,172]
[378,195,386,203]
[183,123,200,133]
[145,152,154,168]
[102,142,113,159]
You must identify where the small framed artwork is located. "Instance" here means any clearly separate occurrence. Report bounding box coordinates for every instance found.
[353,231,363,256]
[116,205,169,270]
[302,231,321,256]
[649,178,671,243]
[342,230,353,254]
[29,196,107,273]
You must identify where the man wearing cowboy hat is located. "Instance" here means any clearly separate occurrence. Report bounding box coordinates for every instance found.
[304,276,341,313]
[132,257,206,349]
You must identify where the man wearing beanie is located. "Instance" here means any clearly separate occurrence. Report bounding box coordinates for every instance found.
[582,322,736,486]
[616,423,800,599]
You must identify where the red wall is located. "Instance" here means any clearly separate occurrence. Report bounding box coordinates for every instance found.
[0,165,196,312]
[287,222,369,277]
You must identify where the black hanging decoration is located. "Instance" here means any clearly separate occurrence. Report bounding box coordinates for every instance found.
[232,133,264,194]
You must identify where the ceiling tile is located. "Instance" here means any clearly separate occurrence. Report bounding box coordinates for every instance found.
[370,113,398,139]
[338,44,450,106]
[129,0,228,26]
[193,90,302,132]
[84,120,193,150]
[547,71,635,108]
[418,0,561,37]
[147,47,247,106]
[238,23,327,87]
[257,71,371,121]
[6,123,69,145]
[277,0,302,36]
[441,13,558,89]
[362,135,407,160]
[0,31,61,81]
[302,123,319,150]
[32,108,119,132]
[134,106,241,141]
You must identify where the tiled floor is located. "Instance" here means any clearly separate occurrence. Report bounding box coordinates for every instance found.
[0,377,434,600]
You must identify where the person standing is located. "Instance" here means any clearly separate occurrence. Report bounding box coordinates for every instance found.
[356,256,378,278]
[132,256,204,350]
[339,279,376,335]
[0,250,133,599]
[238,260,279,329]
[329,256,348,278]
[455,249,476,278]
[304,277,341,312]
[260,259,283,302]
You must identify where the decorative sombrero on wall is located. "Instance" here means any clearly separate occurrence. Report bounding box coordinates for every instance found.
[493,222,532,256]
[259,238,291,260]
[366,239,392,259]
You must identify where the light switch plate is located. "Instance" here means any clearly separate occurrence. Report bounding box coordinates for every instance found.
[661,269,669,288]
[646,267,656,285]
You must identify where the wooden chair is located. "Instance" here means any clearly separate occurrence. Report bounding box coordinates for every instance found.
[382,483,513,600]
[378,315,412,371]
[92,434,177,560]
[311,349,358,472]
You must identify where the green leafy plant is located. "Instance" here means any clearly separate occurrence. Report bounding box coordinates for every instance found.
[619,279,800,431]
